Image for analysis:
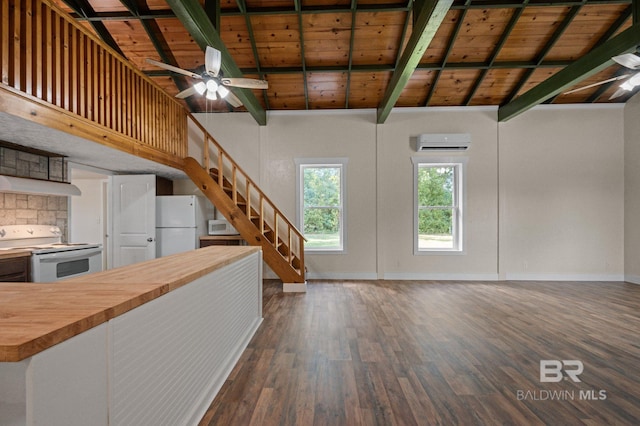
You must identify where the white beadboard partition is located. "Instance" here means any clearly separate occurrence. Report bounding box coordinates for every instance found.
[109,251,263,426]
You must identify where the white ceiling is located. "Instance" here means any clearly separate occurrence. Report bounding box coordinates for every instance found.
[0,112,187,180]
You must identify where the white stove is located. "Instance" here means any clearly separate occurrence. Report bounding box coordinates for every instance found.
[0,225,103,282]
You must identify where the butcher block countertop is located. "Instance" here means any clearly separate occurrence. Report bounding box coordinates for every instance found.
[0,246,260,362]
[0,249,32,260]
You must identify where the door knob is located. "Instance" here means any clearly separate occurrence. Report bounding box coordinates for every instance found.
[147,237,154,242]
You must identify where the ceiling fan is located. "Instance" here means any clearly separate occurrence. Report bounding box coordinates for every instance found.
[146,46,268,107]
[564,53,640,99]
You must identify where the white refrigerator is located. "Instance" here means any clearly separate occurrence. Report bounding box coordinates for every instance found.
[156,195,209,257]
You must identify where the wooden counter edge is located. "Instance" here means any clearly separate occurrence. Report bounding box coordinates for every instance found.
[0,249,32,260]
[0,246,261,362]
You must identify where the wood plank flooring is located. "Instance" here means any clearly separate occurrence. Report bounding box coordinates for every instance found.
[199,280,640,425]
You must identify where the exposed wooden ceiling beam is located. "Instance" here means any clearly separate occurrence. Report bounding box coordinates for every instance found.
[464,1,528,106]
[376,0,454,124]
[145,59,577,79]
[71,0,631,22]
[294,0,310,110]
[118,0,199,112]
[62,0,125,57]
[345,0,358,108]
[498,23,640,122]
[164,0,267,125]
[505,3,583,105]
[425,2,470,106]
[236,0,270,109]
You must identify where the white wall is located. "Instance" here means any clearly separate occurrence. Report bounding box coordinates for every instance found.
[624,95,640,284]
[499,106,624,281]
[69,179,105,245]
[378,108,499,280]
[192,105,627,282]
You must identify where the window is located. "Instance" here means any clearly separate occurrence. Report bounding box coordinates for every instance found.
[414,158,465,253]
[296,159,347,252]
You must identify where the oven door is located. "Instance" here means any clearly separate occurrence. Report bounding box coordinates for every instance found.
[31,247,103,282]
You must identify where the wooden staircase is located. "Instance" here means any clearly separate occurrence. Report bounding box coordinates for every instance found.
[182,120,305,284]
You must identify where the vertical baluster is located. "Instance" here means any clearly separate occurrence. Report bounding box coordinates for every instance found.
[274,212,279,249]
[217,151,223,187]
[232,166,237,205]
[288,228,293,265]
[54,15,62,107]
[203,135,210,171]
[24,0,32,95]
[78,30,85,117]
[97,47,107,126]
[44,3,52,103]
[34,0,43,98]
[246,181,252,217]
[1,0,9,84]
[106,54,112,130]
[12,0,21,89]
[260,196,265,234]
[62,20,69,110]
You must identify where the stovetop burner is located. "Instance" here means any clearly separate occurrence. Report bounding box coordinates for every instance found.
[0,225,100,253]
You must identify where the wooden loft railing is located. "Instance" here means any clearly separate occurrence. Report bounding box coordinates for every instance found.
[184,115,306,284]
[0,0,187,169]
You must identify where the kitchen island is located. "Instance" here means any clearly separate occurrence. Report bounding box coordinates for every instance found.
[0,246,263,426]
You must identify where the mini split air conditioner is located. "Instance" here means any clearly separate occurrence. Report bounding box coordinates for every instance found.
[415,133,471,151]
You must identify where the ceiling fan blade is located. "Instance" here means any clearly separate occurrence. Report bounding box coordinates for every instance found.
[612,53,640,70]
[175,86,197,99]
[205,46,221,77]
[145,58,201,79]
[225,91,243,108]
[563,75,630,95]
[221,77,268,89]
[609,87,630,100]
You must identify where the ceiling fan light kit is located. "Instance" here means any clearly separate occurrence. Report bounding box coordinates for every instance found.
[145,46,267,107]
[194,82,206,95]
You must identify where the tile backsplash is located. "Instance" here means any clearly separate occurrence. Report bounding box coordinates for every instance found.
[0,193,68,238]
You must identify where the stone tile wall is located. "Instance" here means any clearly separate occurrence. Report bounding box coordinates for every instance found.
[0,193,68,238]
[0,146,69,240]
[0,148,65,181]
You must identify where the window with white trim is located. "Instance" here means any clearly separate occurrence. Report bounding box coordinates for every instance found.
[296,159,347,252]
[414,159,464,253]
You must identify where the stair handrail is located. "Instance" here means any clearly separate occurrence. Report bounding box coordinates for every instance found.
[186,113,306,269]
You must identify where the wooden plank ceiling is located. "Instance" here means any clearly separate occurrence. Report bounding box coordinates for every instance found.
[51,0,639,122]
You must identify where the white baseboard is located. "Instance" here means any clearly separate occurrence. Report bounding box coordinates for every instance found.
[382,273,500,281]
[283,282,307,292]
[625,275,640,285]
[505,273,625,282]
[305,272,378,280]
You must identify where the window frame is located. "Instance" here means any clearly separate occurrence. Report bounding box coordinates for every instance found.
[295,158,348,254]
[412,156,467,255]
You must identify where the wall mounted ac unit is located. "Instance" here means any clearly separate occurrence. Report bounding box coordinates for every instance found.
[415,133,471,151]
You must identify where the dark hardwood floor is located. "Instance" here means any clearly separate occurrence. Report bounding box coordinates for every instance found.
[199,280,640,425]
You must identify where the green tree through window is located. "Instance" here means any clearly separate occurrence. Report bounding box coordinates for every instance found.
[417,163,461,251]
[300,164,344,250]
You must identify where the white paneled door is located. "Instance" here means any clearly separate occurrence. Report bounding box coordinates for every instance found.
[110,175,156,268]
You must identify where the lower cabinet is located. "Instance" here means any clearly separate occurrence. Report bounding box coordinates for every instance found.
[199,236,244,247]
[0,256,30,282]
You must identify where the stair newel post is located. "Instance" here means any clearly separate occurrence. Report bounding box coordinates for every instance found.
[299,233,305,275]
